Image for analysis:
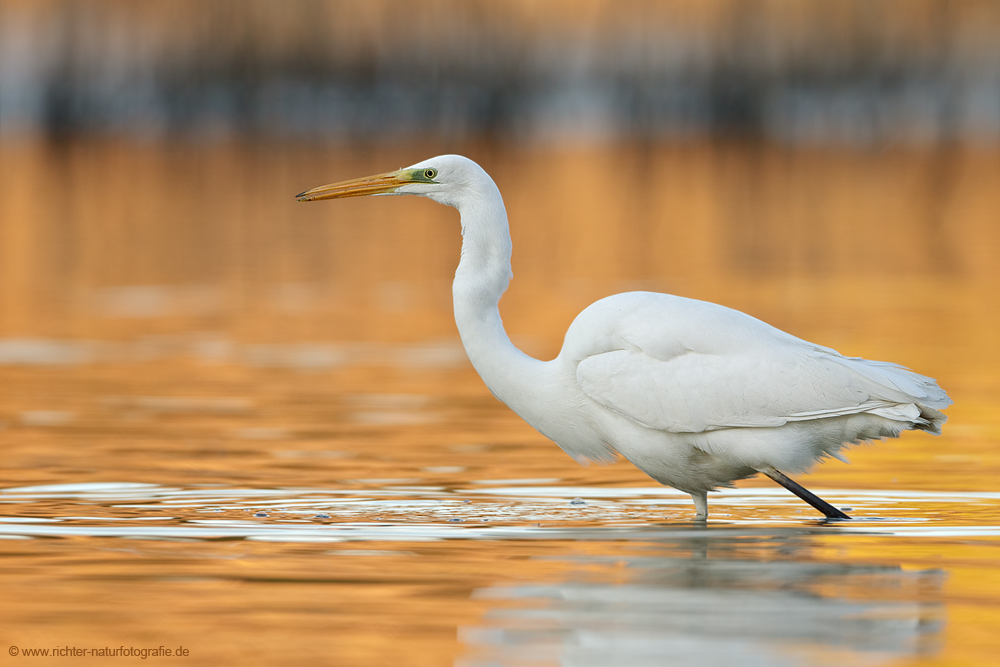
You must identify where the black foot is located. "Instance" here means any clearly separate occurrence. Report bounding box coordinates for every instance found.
[760,467,851,520]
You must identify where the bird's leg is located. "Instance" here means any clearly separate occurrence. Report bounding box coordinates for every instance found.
[690,491,708,520]
[759,466,851,520]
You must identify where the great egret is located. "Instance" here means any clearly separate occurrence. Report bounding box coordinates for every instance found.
[297,155,950,520]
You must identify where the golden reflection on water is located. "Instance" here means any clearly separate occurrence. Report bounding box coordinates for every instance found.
[0,139,999,665]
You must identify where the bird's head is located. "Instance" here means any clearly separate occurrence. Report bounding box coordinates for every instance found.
[296,154,487,208]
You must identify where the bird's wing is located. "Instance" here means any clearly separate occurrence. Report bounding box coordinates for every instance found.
[572,295,949,434]
[577,347,901,432]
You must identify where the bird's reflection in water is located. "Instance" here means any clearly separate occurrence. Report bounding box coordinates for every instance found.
[458,527,944,667]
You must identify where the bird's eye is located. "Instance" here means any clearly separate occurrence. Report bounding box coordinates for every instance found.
[424,168,437,180]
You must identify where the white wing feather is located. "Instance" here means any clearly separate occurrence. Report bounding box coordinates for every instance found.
[571,293,950,434]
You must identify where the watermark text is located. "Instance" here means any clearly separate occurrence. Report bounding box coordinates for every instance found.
[9,645,189,659]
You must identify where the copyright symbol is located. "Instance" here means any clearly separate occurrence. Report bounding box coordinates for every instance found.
[9,646,18,656]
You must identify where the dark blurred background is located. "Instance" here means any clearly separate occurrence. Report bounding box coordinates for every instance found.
[2,0,999,146]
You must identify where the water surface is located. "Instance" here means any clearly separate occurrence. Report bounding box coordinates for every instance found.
[0,140,998,665]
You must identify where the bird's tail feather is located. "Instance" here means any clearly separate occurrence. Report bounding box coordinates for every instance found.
[831,356,950,434]
[843,357,952,409]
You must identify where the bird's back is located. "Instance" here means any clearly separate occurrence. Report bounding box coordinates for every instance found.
[560,291,949,437]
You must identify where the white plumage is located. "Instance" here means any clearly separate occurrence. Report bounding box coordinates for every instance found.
[298,154,950,519]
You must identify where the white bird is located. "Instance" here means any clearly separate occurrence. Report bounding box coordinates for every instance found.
[297,155,951,520]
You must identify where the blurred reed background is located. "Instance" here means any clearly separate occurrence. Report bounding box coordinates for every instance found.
[0,0,997,362]
[2,0,999,144]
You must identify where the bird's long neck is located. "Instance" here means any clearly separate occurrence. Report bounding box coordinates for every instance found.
[451,180,547,414]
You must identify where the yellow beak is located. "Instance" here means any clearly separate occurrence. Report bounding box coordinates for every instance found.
[296,169,413,202]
